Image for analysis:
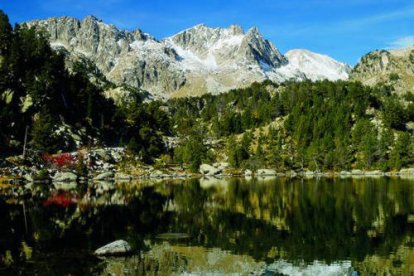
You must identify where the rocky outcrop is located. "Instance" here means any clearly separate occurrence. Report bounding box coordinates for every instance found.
[364,170,384,176]
[26,16,186,99]
[26,16,350,99]
[351,47,414,94]
[150,170,165,178]
[351,169,363,176]
[94,240,132,256]
[199,164,222,176]
[399,168,414,175]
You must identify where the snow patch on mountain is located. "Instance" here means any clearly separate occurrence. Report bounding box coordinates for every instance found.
[26,16,351,98]
[283,49,351,81]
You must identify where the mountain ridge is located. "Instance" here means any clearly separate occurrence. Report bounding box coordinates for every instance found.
[351,46,414,94]
[25,15,351,99]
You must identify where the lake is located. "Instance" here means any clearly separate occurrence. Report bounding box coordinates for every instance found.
[1,177,414,275]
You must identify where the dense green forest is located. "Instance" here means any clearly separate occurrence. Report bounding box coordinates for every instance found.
[0,10,167,162]
[162,81,414,171]
[1,8,414,172]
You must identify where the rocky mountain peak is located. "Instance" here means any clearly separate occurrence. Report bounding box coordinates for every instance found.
[239,26,287,68]
[169,24,245,51]
[83,15,101,22]
[25,16,350,99]
[246,26,260,36]
[167,23,286,69]
[229,24,244,35]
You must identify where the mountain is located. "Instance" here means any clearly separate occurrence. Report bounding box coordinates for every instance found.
[283,49,351,81]
[26,16,351,99]
[25,16,186,100]
[351,46,414,94]
[164,24,290,97]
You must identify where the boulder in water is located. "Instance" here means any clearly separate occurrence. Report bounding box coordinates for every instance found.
[94,240,132,256]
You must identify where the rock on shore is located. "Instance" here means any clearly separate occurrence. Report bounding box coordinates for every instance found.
[94,240,132,256]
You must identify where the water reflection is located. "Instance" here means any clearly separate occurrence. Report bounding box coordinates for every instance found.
[1,177,414,274]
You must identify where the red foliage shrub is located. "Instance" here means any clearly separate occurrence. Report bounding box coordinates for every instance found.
[43,153,77,168]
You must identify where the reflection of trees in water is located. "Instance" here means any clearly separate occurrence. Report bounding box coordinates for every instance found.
[168,177,414,263]
[0,186,170,273]
[353,235,414,275]
[1,177,414,272]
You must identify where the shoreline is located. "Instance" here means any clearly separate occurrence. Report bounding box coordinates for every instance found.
[2,169,414,184]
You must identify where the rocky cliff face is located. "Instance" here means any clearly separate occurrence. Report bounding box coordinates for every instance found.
[26,16,186,99]
[351,47,414,94]
[26,16,351,99]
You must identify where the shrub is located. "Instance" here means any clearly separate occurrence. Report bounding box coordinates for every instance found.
[43,153,77,168]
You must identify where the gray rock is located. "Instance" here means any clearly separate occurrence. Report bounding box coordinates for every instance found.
[24,174,34,183]
[257,169,277,176]
[53,172,77,182]
[244,169,253,176]
[199,164,222,176]
[399,168,414,175]
[110,149,124,162]
[150,170,164,178]
[213,162,229,171]
[351,169,363,175]
[94,172,114,181]
[94,240,132,256]
[302,171,314,176]
[102,163,115,170]
[364,170,384,176]
[289,171,298,177]
[94,149,111,161]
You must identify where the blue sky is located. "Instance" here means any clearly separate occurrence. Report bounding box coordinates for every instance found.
[1,0,414,65]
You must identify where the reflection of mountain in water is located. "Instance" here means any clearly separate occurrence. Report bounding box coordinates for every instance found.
[1,177,414,274]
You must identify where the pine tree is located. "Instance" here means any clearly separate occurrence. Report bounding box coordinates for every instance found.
[0,10,12,56]
[31,112,59,153]
[389,132,412,170]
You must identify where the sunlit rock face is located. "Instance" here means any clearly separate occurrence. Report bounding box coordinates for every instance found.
[26,16,186,99]
[351,46,414,95]
[26,16,350,99]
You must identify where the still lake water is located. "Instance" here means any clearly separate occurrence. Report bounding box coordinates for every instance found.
[1,177,414,275]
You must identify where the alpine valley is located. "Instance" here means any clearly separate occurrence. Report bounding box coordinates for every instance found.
[4,7,414,275]
[1,10,414,176]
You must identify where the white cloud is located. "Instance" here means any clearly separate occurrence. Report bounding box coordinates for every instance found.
[389,36,414,49]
